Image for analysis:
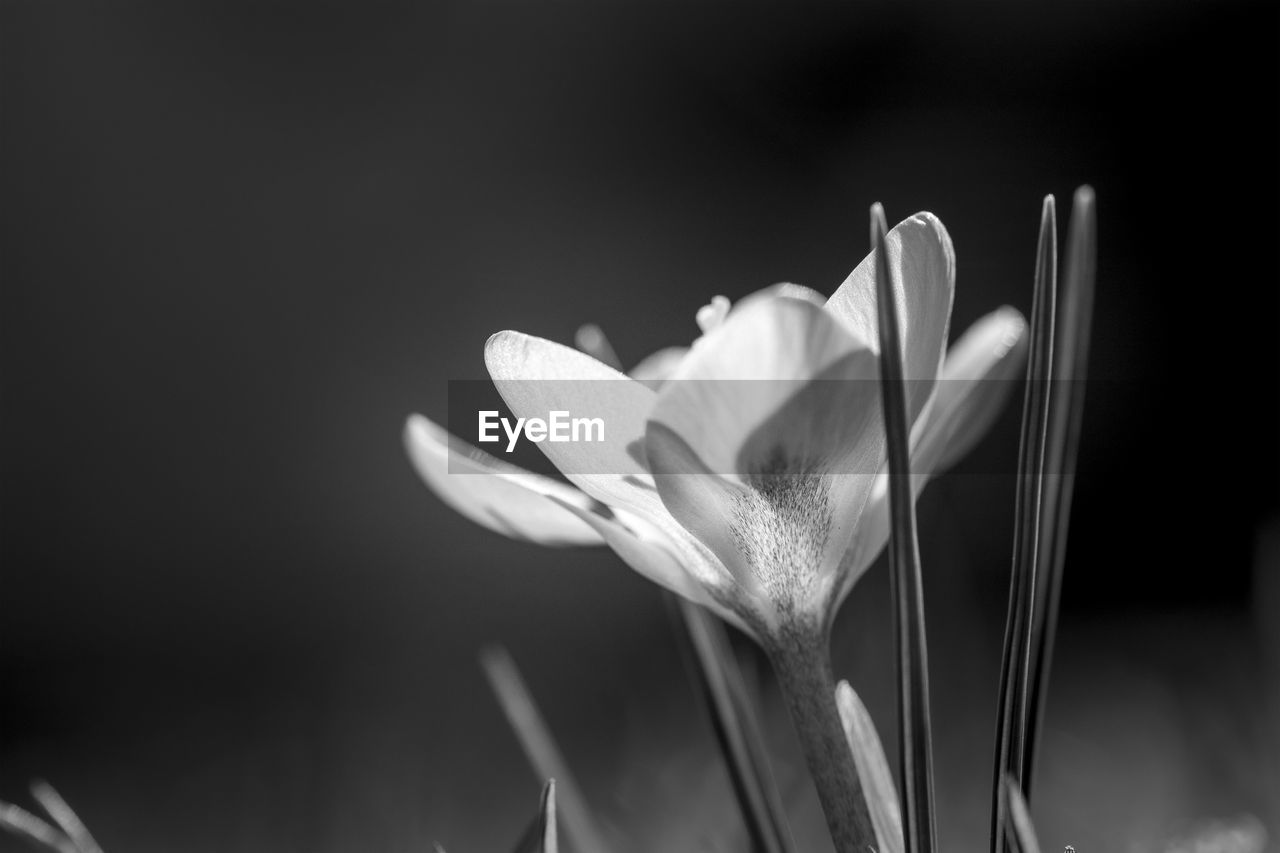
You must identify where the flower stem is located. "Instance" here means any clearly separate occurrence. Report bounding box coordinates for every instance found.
[766,620,876,853]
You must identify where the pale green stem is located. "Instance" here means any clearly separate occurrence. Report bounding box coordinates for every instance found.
[765,617,877,853]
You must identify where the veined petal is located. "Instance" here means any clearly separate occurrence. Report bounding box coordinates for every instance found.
[483,331,711,577]
[403,414,605,545]
[642,424,762,595]
[832,307,1028,608]
[486,331,656,490]
[646,296,885,618]
[825,212,955,426]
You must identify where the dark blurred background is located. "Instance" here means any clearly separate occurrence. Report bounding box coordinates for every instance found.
[2,1,1277,851]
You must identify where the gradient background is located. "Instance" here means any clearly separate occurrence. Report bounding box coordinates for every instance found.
[2,1,1277,851]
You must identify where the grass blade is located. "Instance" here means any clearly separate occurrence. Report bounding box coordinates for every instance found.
[512,779,559,853]
[539,779,559,853]
[481,646,610,853]
[0,801,78,853]
[835,681,905,853]
[871,202,938,853]
[991,196,1057,853]
[30,782,102,853]
[1025,187,1096,791]
[667,593,796,853]
[1000,776,1043,853]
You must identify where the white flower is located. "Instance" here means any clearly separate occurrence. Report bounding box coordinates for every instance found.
[406,213,1026,640]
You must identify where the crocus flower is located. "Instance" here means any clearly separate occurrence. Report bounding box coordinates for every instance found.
[405,213,1026,643]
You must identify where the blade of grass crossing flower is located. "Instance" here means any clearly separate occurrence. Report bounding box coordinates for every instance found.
[991,196,1056,853]
[0,802,78,853]
[667,592,796,853]
[871,202,938,853]
[511,780,559,853]
[480,646,610,853]
[1000,776,1043,853]
[836,681,905,853]
[30,782,102,853]
[1025,187,1096,793]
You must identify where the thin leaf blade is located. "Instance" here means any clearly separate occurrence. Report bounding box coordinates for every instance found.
[1025,187,1097,789]
[992,196,1057,852]
[511,779,559,853]
[871,202,938,853]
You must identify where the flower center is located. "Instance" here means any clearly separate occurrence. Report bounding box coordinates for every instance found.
[727,446,834,609]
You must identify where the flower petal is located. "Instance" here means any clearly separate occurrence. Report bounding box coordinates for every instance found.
[832,307,1028,607]
[627,284,825,392]
[629,346,689,389]
[836,681,905,853]
[920,306,1028,472]
[483,330,723,586]
[745,282,829,308]
[403,414,606,545]
[485,331,658,497]
[825,212,955,425]
[546,495,749,633]
[656,296,882,479]
[646,296,886,617]
[642,424,761,592]
[483,334,749,610]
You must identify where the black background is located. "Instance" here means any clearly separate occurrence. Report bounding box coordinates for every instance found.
[2,2,1277,851]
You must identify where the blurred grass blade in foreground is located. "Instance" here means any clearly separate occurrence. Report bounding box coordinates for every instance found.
[872,202,938,853]
[481,646,611,853]
[30,782,103,853]
[669,593,796,853]
[836,681,904,853]
[0,782,99,853]
[0,803,77,853]
[1026,187,1097,790]
[1000,776,1043,853]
